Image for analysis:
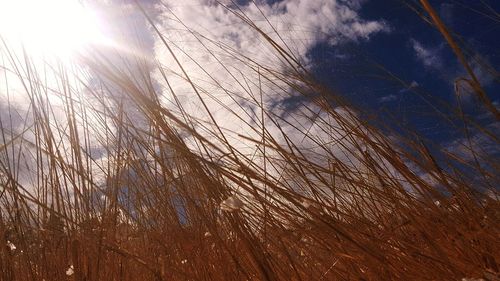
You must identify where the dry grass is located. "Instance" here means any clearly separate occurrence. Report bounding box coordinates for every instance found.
[0,1,498,280]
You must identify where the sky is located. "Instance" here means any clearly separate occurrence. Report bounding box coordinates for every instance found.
[0,0,498,191]
[177,0,495,156]
[306,0,499,141]
[123,0,500,145]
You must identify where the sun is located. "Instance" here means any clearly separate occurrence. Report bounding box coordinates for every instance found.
[0,0,105,61]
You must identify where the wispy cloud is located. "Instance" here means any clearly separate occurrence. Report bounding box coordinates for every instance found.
[410,38,443,70]
[379,94,397,103]
[150,0,387,153]
[398,80,419,93]
[443,122,500,165]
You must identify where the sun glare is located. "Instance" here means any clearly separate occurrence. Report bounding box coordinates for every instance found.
[0,0,105,60]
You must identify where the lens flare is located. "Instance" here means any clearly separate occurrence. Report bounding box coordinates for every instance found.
[0,0,105,60]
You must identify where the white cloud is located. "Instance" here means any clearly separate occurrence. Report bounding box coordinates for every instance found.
[379,94,397,103]
[410,39,443,70]
[137,0,393,213]
[156,0,387,63]
[443,122,500,163]
[151,0,387,152]
[409,80,419,88]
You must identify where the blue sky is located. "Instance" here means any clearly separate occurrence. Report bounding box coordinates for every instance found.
[305,0,499,146]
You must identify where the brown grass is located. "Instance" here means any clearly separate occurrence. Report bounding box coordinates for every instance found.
[0,1,498,280]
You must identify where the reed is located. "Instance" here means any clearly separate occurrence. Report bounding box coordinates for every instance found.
[0,1,498,280]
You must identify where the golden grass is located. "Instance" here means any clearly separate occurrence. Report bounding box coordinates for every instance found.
[0,1,498,280]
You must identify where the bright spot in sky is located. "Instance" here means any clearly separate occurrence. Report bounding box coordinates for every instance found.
[0,0,105,60]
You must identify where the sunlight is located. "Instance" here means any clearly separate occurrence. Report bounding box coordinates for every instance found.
[0,0,105,60]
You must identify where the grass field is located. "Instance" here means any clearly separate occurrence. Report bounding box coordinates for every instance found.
[0,0,498,280]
